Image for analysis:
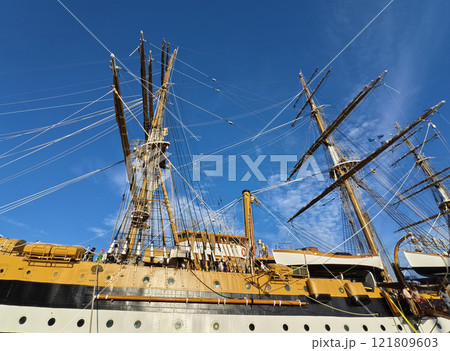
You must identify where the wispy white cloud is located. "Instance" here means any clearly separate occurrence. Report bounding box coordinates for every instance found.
[75,226,111,247]
[106,164,128,194]
[257,172,341,251]
[0,215,47,239]
[102,214,118,227]
[0,215,30,229]
[87,226,107,237]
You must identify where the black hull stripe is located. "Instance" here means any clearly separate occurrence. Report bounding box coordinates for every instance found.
[0,279,397,317]
[411,266,450,277]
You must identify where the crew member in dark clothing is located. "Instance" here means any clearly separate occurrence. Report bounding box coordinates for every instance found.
[85,247,96,261]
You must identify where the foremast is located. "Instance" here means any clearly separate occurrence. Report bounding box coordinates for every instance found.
[111,54,132,183]
[109,35,178,262]
[107,34,255,271]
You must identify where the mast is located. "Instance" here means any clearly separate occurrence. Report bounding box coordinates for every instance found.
[242,190,256,247]
[161,40,166,86]
[166,43,170,77]
[110,54,132,183]
[395,122,450,213]
[158,166,177,239]
[124,47,177,258]
[152,49,177,129]
[291,70,331,127]
[395,122,450,232]
[110,37,178,261]
[242,190,256,273]
[289,101,445,221]
[139,31,150,139]
[294,71,380,255]
[148,50,154,127]
[288,71,387,180]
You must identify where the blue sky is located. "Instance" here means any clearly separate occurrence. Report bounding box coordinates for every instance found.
[0,0,449,265]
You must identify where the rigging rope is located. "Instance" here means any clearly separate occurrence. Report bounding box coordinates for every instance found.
[0,105,117,142]
[254,203,388,320]
[0,89,114,160]
[124,69,200,141]
[0,160,123,215]
[0,85,112,107]
[0,105,140,185]
[252,0,396,141]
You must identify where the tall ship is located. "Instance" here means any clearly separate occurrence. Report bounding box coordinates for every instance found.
[0,33,449,333]
[390,123,449,280]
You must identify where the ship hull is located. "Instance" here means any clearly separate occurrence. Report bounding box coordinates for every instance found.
[1,303,449,333]
[1,253,449,333]
[0,279,395,317]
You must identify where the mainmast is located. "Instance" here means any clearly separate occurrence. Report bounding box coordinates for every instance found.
[289,95,444,224]
[293,71,381,256]
[288,69,445,282]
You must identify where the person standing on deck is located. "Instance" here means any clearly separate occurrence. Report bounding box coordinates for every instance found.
[440,289,450,312]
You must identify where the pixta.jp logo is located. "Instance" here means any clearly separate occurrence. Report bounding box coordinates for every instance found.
[192,154,325,182]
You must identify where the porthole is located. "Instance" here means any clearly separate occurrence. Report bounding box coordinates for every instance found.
[53,272,58,277]
[266,284,271,291]
[0,268,4,273]
[282,324,289,331]
[363,325,368,332]
[304,324,310,331]
[143,276,150,284]
[245,283,251,290]
[168,278,174,285]
[380,324,386,331]
[344,325,350,332]
[26,270,31,275]
[285,285,290,292]
[18,316,27,325]
[339,287,345,294]
[249,323,255,331]
[106,275,111,280]
[91,265,103,273]
[325,324,331,331]
[48,318,56,326]
[437,323,442,330]
[106,319,114,328]
[303,286,309,292]
[77,319,85,328]
[397,324,403,331]
[213,281,220,288]
[212,322,220,331]
[134,320,142,329]
[174,320,183,330]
